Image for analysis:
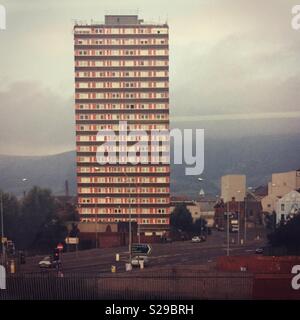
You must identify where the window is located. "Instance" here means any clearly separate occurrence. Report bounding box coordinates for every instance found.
[281,204,285,211]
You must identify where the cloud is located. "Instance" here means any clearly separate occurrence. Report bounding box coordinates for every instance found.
[0,81,75,155]
[1,0,300,154]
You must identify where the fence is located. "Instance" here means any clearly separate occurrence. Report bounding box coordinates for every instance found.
[0,271,253,300]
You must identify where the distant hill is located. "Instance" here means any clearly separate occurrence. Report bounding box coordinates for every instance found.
[0,134,299,198]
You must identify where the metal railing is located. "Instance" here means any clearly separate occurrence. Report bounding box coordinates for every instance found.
[0,271,253,300]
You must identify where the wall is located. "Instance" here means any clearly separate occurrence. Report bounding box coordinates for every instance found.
[253,273,300,300]
[221,175,246,203]
[270,171,298,197]
[217,255,300,273]
[261,194,278,213]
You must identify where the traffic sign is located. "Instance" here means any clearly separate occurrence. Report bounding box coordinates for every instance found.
[65,237,79,245]
[131,244,152,255]
[0,237,7,244]
[57,243,64,251]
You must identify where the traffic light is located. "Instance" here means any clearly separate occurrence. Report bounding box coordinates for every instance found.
[53,248,60,261]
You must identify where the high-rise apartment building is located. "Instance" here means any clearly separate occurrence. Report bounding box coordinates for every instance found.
[74,15,170,236]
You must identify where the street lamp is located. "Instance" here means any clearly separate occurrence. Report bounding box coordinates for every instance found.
[123,171,132,263]
[236,190,241,245]
[197,178,205,236]
[21,178,29,197]
[0,191,5,266]
[94,168,101,249]
[226,201,230,256]
[244,186,253,244]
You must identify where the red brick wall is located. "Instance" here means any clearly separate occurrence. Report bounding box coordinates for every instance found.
[80,232,162,249]
[217,256,300,299]
[253,274,300,300]
[217,255,300,273]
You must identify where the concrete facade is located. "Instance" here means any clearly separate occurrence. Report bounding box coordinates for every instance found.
[268,170,300,198]
[221,175,246,203]
[261,193,280,213]
[73,15,170,235]
[276,190,300,222]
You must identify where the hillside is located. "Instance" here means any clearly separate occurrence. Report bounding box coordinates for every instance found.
[0,134,299,198]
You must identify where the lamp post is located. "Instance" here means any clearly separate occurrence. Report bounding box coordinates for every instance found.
[94,168,101,249]
[21,178,29,197]
[197,177,205,236]
[226,201,230,256]
[244,186,253,244]
[236,190,241,245]
[123,171,132,263]
[0,191,5,266]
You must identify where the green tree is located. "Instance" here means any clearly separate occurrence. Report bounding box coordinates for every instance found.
[268,214,300,253]
[0,190,20,241]
[193,218,207,235]
[264,211,276,233]
[18,186,67,250]
[56,202,80,222]
[170,204,193,232]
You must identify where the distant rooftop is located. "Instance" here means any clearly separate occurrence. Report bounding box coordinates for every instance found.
[105,15,143,25]
[74,15,167,27]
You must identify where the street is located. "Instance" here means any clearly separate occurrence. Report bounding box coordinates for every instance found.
[18,228,266,274]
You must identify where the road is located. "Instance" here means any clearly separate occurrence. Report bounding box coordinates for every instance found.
[18,228,266,274]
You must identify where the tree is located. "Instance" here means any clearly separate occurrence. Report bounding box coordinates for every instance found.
[17,186,67,251]
[56,201,80,222]
[192,218,207,235]
[268,214,300,253]
[170,204,193,232]
[0,190,20,242]
[264,211,276,233]
[69,223,80,237]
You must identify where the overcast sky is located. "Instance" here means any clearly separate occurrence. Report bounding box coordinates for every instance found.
[0,0,300,155]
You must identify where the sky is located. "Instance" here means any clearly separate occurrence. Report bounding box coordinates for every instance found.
[0,0,300,155]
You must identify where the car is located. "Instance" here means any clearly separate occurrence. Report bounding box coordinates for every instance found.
[200,235,206,242]
[192,235,206,243]
[217,227,225,231]
[38,256,57,269]
[191,236,202,243]
[131,255,149,267]
[255,247,264,254]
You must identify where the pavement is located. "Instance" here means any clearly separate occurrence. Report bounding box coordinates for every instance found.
[17,227,266,275]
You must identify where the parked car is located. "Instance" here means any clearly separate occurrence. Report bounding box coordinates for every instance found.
[255,247,264,254]
[217,227,225,231]
[192,235,206,243]
[200,235,206,242]
[38,256,57,269]
[191,236,201,243]
[131,255,149,267]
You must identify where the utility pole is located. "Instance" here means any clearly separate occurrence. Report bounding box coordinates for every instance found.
[227,201,230,256]
[244,196,247,244]
[95,203,98,249]
[0,192,5,266]
[128,177,132,262]
[238,201,240,245]
[123,171,132,263]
